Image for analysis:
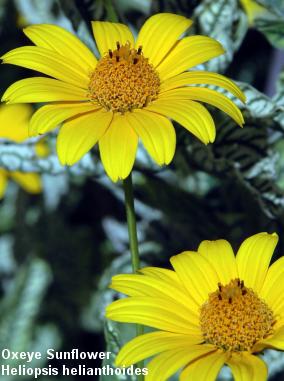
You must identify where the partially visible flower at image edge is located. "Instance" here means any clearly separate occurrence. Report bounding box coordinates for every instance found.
[1,13,245,182]
[0,103,42,198]
[106,232,284,381]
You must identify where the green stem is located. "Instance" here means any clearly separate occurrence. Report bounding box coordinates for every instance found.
[104,0,119,23]
[123,173,144,380]
[123,174,140,272]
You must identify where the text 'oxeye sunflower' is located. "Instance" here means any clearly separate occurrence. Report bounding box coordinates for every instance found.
[106,232,284,381]
[1,13,245,182]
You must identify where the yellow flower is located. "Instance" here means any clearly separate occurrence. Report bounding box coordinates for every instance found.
[240,0,267,25]
[0,103,32,142]
[106,233,284,381]
[0,169,42,199]
[1,13,245,182]
[0,103,42,198]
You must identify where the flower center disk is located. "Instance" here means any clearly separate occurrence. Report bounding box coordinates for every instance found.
[199,278,275,352]
[88,42,160,113]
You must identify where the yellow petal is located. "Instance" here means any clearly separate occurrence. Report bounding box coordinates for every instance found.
[35,139,50,158]
[106,297,200,334]
[156,36,225,81]
[146,98,215,144]
[1,46,89,88]
[260,256,284,316]
[29,102,100,137]
[2,77,89,104]
[24,24,97,72]
[92,21,135,57]
[236,232,278,294]
[139,267,192,297]
[0,104,32,142]
[160,71,246,103]
[125,109,176,165]
[253,326,284,352]
[147,345,217,381]
[240,0,267,25]
[227,353,267,381]
[198,239,238,285]
[57,109,112,166]
[110,274,199,319]
[159,87,244,126]
[99,113,138,182]
[10,172,42,194]
[170,251,219,306]
[135,13,192,67]
[139,267,180,283]
[0,171,8,199]
[180,349,227,381]
[115,331,202,367]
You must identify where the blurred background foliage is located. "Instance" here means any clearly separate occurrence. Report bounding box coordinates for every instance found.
[0,0,284,380]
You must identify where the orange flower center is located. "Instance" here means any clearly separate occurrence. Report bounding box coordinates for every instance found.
[88,42,160,113]
[199,278,275,352]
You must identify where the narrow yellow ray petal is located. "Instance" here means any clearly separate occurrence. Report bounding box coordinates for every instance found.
[146,98,215,144]
[10,172,42,194]
[135,13,192,67]
[139,267,191,296]
[115,331,202,367]
[236,232,278,294]
[180,350,227,381]
[259,256,284,315]
[227,353,267,381]
[160,71,246,102]
[139,267,180,283]
[2,77,89,104]
[124,109,176,165]
[159,87,244,126]
[253,326,284,352]
[1,46,89,88]
[0,172,8,199]
[198,239,238,285]
[170,251,219,306]
[29,102,100,137]
[57,109,112,166]
[110,274,199,318]
[99,113,138,182]
[24,24,97,72]
[106,297,200,334]
[146,345,217,381]
[92,21,135,57]
[0,104,32,142]
[156,36,225,81]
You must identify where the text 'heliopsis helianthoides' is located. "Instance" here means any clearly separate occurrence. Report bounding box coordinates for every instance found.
[1,13,245,181]
[106,232,284,381]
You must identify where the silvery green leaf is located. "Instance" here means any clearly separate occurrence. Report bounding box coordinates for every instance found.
[0,258,52,378]
[255,0,284,16]
[194,0,248,72]
[15,0,73,28]
[100,320,136,381]
[0,141,96,175]
[255,16,284,49]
